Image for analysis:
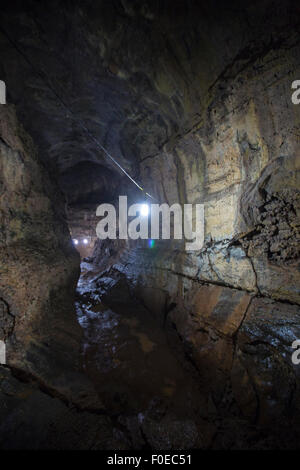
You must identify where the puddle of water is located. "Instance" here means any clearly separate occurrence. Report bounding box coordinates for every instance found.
[75,262,208,421]
[123,317,139,328]
[133,331,155,353]
[122,317,155,353]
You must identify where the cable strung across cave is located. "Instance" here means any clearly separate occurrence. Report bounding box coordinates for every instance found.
[0,25,157,201]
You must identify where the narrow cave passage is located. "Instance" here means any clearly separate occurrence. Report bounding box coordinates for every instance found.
[0,0,300,453]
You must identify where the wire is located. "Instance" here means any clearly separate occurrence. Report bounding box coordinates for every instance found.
[0,25,157,200]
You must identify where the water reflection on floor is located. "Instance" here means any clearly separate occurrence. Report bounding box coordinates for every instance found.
[74,262,298,449]
[75,263,208,432]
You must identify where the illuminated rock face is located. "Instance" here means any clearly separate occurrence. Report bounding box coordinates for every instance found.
[89,0,300,440]
[105,26,300,431]
[0,106,105,418]
[0,105,78,368]
[0,0,299,449]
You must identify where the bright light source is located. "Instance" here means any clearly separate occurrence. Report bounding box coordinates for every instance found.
[83,238,88,245]
[73,239,78,245]
[140,203,149,217]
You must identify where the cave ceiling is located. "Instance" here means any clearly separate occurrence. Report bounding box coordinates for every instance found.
[1,0,298,202]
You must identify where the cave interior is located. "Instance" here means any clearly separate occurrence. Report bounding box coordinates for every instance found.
[0,0,300,451]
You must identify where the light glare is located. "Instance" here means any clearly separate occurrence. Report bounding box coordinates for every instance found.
[140,203,149,217]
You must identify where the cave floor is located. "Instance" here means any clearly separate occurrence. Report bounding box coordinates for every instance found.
[75,262,212,448]
[1,262,296,450]
[73,262,292,450]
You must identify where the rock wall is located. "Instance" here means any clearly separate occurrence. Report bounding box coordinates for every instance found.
[0,105,102,411]
[92,25,300,433]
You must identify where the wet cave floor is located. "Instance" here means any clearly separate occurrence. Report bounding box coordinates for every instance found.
[73,262,289,450]
[75,262,210,448]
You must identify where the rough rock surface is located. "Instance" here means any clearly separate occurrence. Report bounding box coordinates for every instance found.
[0,105,78,376]
[1,1,299,198]
[0,365,128,450]
[0,106,115,448]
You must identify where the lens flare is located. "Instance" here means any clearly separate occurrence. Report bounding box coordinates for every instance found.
[148,239,155,248]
